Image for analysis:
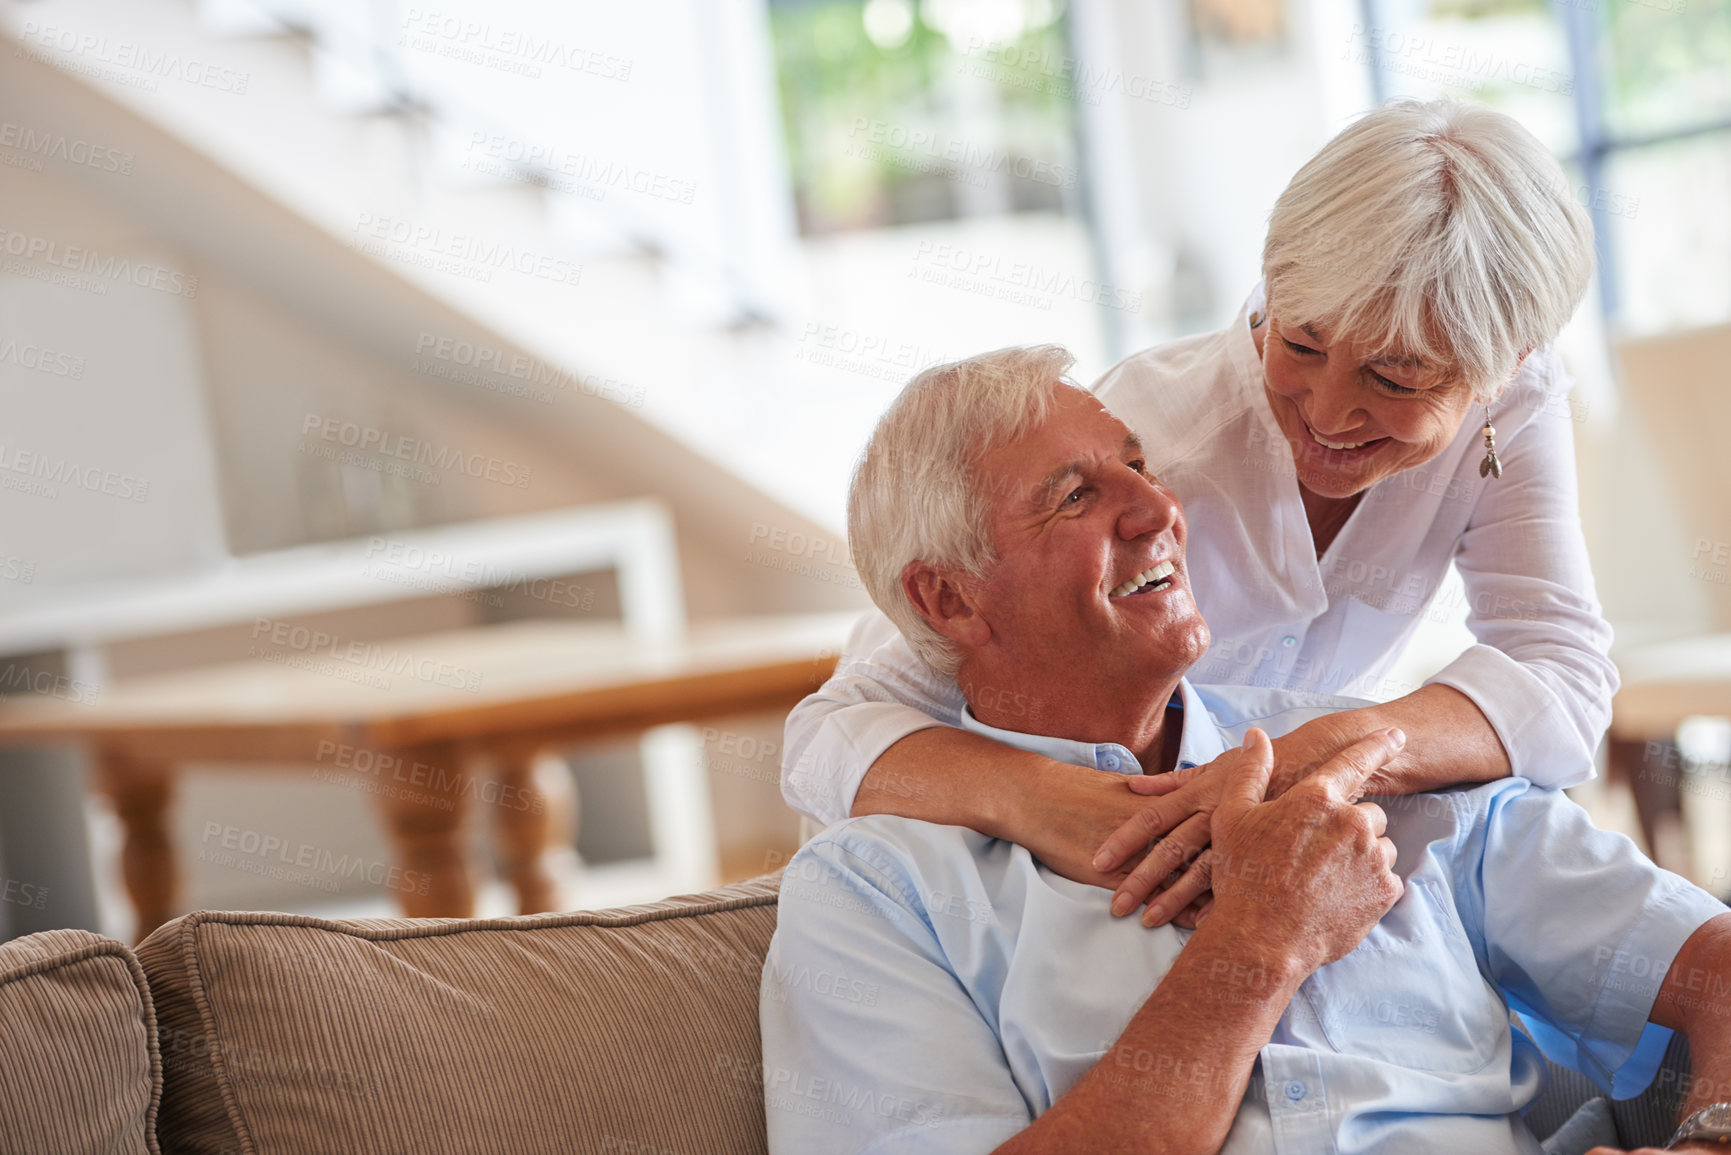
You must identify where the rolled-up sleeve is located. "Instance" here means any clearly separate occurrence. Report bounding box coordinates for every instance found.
[781,611,968,825]
[1425,362,1617,788]
[1451,779,1727,1098]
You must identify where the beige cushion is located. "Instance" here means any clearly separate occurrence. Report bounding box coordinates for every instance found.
[0,928,162,1155]
[138,874,780,1155]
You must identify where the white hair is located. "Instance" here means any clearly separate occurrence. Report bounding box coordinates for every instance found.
[848,345,1075,676]
[1262,98,1594,399]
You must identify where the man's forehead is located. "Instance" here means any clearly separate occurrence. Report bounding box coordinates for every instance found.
[1021,428,1144,509]
[971,386,1136,495]
[1049,383,1132,436]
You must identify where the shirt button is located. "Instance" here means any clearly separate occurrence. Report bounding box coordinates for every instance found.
[1098,751,1122,771]
[1282,635,1297,647]
[1285,1080,1307,1101]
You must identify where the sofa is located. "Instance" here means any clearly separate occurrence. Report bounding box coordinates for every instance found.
[0,870,1697,1153]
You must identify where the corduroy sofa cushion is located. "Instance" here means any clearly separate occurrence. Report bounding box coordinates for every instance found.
[136,873,781,1155]
[0,928,162,1155]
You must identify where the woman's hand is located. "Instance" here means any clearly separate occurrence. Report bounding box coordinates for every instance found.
[1092,717,1407,925]
[1089,748,1241,927]
[997,763,1187,892]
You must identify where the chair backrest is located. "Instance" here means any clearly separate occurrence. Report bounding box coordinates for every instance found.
[1615,322,1731,630]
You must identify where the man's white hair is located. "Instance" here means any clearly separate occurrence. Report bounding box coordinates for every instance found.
[1263,98,1594,399]
[848,345,1075,676]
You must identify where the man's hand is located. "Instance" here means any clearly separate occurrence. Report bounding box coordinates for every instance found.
[1092,717,1409,925]
[1205,728,1405,973]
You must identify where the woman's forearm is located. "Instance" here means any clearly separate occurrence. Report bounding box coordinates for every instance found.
[851,727,1052,838]
[853,729,1159,890]
[1348,684,1511,794]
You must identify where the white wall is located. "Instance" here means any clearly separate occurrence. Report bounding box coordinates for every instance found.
[0,163,227,589]
[1102,0,1375,334]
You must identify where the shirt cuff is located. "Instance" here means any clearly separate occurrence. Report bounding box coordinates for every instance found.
[785,702,952,826]
[1424,645,1595,788]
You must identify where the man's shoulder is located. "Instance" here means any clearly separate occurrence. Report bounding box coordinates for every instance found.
[802,813,988,855]
[779,816,998,918]
[1374,777,1534,835]
[1190,682,1378,740]
[1185,684,1581,829]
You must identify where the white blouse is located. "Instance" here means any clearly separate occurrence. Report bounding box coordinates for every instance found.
[780,288,1616,825]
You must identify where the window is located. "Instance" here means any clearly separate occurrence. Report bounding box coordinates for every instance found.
[1358,0,1731,333]
[768,0,1082,234]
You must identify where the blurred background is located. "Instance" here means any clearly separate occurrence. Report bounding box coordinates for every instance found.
[0,0,1727,943]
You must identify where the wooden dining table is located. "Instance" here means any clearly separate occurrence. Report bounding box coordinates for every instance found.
[0,613,851,939]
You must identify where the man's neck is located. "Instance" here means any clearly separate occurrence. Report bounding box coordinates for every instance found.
[964,671,1186,775]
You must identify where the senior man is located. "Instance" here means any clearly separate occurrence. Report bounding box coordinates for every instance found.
[759,346,1731,1155]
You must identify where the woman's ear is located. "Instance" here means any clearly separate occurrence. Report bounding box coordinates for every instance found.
[1487,346,1536,405]
[901,562,992,650]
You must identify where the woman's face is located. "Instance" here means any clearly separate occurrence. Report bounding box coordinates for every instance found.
[1259,313,1481,499]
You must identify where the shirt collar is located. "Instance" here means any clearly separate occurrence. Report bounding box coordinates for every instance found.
[1230,282,1269,391]
[957,678,1225,778]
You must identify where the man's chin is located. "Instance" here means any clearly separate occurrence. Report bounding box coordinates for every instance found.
[1172,619,1211,675]
[1119,617,1210,682]
[1127,603,1209,659]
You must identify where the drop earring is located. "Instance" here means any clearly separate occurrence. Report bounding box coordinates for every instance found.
[1478,407,1502,479]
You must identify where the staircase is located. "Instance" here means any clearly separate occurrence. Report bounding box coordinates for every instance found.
[0,0,866,534]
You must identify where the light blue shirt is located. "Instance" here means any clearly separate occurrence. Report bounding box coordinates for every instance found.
[759,681,1727,1154]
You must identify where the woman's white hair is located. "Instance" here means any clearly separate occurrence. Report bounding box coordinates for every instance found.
[1263,98,1594,399]
[848,345,1076,676]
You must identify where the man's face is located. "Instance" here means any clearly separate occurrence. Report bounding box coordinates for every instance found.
[962,385,1210,713]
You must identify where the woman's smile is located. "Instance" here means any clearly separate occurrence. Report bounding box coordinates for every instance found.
[1297,417,1390,460]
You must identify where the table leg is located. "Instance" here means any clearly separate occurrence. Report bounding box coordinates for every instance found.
[376,743,473,918]
[1609,735,1687,871]
[493,749,557,914]
[95,751,176,943]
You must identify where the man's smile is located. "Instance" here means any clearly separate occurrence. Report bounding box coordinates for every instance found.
[1109,559,1177,598]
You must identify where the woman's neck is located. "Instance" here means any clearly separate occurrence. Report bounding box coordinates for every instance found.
[1300,484,1362,558]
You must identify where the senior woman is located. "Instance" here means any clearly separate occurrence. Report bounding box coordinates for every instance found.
[780,97,1611,923]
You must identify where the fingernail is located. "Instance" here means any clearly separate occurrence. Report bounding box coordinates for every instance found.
[1241,732,1255,750]
[1386,728,1406,746]
[1111,893,1132,917]
[1092,852,1111,871]
[1142,904,1163,927]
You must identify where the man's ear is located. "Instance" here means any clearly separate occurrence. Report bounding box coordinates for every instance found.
[901,562,991,650]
